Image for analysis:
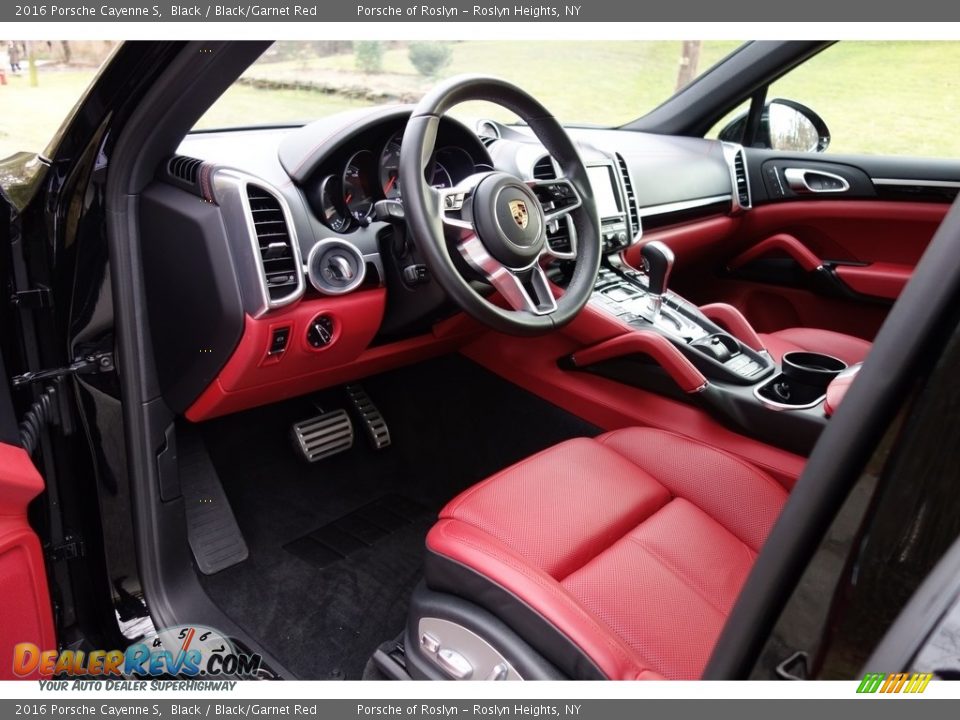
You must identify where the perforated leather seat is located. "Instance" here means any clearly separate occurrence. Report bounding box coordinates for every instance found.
[420,426,788,679]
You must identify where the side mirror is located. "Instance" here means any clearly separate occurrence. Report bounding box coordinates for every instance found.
[719,98,831,153]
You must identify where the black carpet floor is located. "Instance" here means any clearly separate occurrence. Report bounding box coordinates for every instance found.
[196,354,599,679]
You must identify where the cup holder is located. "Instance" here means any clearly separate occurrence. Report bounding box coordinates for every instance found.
[756,351,846,410]
[781,351,846,389]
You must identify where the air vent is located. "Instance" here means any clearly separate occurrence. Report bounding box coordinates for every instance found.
[615,153,640,237]
[167,155,204,185]
[733,149,751,209]
[246,184,300,303]
[479,136,498,148]
[533,155,557,180]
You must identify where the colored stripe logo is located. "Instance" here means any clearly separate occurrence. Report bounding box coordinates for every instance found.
[857,672,933,694]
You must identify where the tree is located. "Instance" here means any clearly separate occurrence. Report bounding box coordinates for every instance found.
[675,41,702,92]
[27,42,38,88]
[408,42,452,79]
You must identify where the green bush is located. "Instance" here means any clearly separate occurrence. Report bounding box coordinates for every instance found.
[354,41,384,74]
[408,42,453,78]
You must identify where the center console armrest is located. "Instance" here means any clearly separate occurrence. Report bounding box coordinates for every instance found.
[699,303,767,353]
[564,331,708,394]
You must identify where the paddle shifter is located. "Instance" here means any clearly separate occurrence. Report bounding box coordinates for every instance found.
[640,240,675,320]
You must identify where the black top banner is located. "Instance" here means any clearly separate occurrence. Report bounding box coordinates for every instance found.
[5,0,960,21]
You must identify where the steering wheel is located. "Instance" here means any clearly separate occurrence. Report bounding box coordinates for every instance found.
[400,75,601,336]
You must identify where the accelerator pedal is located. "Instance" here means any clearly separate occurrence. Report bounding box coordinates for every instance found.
[178,428,249,575]
[291,408,354,462]
[345,384,392,450]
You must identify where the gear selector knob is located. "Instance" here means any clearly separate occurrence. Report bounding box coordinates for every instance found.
[641,241,675,297]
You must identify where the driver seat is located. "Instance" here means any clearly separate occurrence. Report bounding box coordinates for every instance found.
[410,426,787,680]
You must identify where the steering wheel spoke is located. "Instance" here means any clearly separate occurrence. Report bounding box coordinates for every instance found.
[458,235,558,316]
[527,177,583,226]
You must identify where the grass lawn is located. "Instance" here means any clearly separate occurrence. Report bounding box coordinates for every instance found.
[3,41,959,161]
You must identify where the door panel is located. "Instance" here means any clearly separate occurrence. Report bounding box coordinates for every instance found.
[678,150,957,340]
[0,443,56,679]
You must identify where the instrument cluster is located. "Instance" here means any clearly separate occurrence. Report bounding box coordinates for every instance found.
[314,128,488,233]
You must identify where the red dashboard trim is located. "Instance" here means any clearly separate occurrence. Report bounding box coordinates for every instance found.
[185,290,482,421]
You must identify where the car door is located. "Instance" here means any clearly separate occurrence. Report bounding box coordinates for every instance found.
[687,42,960,342]
[0,348,55,680]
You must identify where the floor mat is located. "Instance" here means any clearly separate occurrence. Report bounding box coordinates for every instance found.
[196,353,600,680]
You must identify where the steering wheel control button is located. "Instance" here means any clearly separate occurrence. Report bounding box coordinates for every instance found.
[307,239,366,295]
[307,316,335,348]
[402,264,429,285]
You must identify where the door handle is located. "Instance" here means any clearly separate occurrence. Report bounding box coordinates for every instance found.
[783,168,850,194]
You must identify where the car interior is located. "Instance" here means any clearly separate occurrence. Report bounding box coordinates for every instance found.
[64,40,960,681]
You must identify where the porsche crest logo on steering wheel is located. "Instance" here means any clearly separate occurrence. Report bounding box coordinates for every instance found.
[508,199,529,230]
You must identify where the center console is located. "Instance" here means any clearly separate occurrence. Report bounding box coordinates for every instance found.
[563,240,843,456]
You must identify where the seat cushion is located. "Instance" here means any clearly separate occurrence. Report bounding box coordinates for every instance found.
[760,327,871,365]
[424,427,787,679]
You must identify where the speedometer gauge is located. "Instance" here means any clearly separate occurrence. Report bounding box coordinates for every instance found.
[379,131,403,199]
[343,149,376,221]
[318,175,351,233]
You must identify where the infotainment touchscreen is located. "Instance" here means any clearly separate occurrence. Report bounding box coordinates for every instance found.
[586,165,623,219]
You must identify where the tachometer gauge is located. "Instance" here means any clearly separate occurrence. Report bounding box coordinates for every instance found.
[343,149,376,221]
[318,174,351,233]
[379,131,403,199]
[429,161,453,190]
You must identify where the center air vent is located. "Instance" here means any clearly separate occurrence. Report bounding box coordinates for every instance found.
[615,153,640,237]
[246,184,303,305]
[533,155,557,180]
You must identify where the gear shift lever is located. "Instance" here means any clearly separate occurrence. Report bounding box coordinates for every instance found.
[640,240,675,319]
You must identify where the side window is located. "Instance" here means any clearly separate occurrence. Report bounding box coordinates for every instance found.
[711,42,960,159]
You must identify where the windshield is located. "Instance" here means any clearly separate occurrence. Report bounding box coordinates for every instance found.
[194,40,743,131]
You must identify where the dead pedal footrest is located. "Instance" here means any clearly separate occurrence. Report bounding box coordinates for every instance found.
[344,384,392,450]
[291,409,354,462]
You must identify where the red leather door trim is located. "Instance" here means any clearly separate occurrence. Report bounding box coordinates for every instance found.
[0,444,56,679]
[835,262,912,301]
[728,233,823,272]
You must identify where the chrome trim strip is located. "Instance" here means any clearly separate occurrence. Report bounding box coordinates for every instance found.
[636,194,733,218]
[871,177,960,189]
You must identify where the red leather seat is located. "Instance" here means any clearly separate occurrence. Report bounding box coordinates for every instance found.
[760,327,871,366]
[423,427,788,679]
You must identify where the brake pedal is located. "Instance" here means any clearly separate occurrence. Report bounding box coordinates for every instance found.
[345,384,391,450]
[291,409,354,462]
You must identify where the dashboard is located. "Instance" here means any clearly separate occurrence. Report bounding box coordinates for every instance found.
[140,105,745,421]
